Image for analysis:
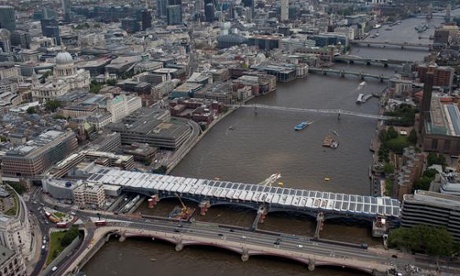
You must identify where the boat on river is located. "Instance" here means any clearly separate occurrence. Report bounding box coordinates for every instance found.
[294,121,312,131]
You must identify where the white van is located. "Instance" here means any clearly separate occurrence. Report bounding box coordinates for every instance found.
[51,266,57,272]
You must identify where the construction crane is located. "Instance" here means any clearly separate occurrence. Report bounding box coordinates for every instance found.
[258,173,282,187]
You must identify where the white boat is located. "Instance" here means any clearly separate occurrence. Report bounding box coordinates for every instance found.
[356,94,364,103]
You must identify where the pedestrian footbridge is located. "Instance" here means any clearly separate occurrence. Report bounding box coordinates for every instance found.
[87,168,401,221]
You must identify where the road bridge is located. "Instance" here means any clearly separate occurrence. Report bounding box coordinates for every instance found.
[64,222,395,276]
[85,168,401,223]
[350,40,431,50]
[308,67,390,82]
[333,55,413,66]
[233,104,398,121]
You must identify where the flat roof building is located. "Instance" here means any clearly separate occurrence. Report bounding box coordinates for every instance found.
[1,130,78,179]
[401,190,460,241]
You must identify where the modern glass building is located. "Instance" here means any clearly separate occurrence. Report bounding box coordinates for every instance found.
[0,6,16,32]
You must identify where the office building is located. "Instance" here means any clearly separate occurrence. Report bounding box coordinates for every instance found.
[401,190,460,241]
[62,0,71,21]
[157,0,168,18]
[121,18,141,33]
[11,30,31,49]
[106,107,191,150]
[0,6,16,32]
[0,29,11,53]
[1,130,78,179]
[141,10,152,30]
[205,3,216,22]
[280,0,288,21]
[416,64,455,89]
[73,183,106,208]
[167,4,182,25]
[40,18,61,45]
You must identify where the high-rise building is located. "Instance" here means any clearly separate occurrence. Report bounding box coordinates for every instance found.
[241,0,254,19]
[0,6,16,32]
[205,3,215,22]
[280,0,288,21]
[165,0,182,25]
[0,29,11,53]
[62,0,71,21]
[157,0,168,18]
[141,10,152,30]
[11,30,30,49]
[40,18,61,45]
[419,70,434,134]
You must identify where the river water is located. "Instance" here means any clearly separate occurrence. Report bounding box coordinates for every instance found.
[82,15,443,276]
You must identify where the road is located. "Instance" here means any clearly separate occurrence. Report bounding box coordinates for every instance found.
[55,213,460,276]
[26,188,459,276]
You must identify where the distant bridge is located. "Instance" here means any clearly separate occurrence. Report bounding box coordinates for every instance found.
[235,104,398,121]
[333,55,413,66]
[350,40,432,50]
[308,67,390,82]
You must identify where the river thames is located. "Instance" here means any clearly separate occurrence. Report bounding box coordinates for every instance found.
[82,14,445,276]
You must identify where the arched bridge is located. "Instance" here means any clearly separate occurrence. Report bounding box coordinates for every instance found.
[308,67,390,82]
[350,40,431,50]
[74,225,394,275]
[86,168,401,222]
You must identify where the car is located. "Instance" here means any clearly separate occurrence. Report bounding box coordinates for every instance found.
[51,266,57,272]
[297,245,303,248]
[274,241,280,245]
[174,229,180,232]
[229,229,235,232]
[241,236,247,239]
[391,255,398,258]
[218,234,224,237]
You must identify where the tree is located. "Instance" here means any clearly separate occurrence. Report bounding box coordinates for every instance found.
[106,79,117,86]
[387,126,398,139]
[152,165,168,174]
[427,153,447,167]
[60,226,80,247]
[413,176,433,191]
[388,225,455,256]
[383,163,395,175]
[26,107,36,114]
[45,100,61,112]
[90,80,103,94]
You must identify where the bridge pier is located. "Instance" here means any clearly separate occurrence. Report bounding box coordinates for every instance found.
[199,200,211,216]
[340,70,345,78]
[379,75,384,83]
[366,61,371,66]
[401,46,404,49]
[251,206,268,230]
[308,258,315,271]
[314,212,324,239]
[383,63,388,68]
[175,242,184,252]
[321,69,326,75]
[147,194,160,208]
[119,234,126,242]
[241,248,249,262]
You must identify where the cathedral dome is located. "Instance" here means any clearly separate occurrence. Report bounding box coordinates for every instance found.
[55,51,73,65]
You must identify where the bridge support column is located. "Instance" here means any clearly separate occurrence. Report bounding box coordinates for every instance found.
[321,69,326,75]
[199,200,211,216]
[175,242,184,252]
[379,75,384,83]
[241,248,249,262]
[314,212,324,239]
[401,46,404,49]
[308,258,315,271]
[383,63,388,68]
[340,70,345,78]
[148,194,160,208]
[119,234,126,242]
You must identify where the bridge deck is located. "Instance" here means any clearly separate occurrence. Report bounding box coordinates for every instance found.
[87,168,400,218]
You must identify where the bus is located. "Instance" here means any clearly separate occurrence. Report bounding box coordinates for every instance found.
[56,222,67,228]
[94,220,107,227]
